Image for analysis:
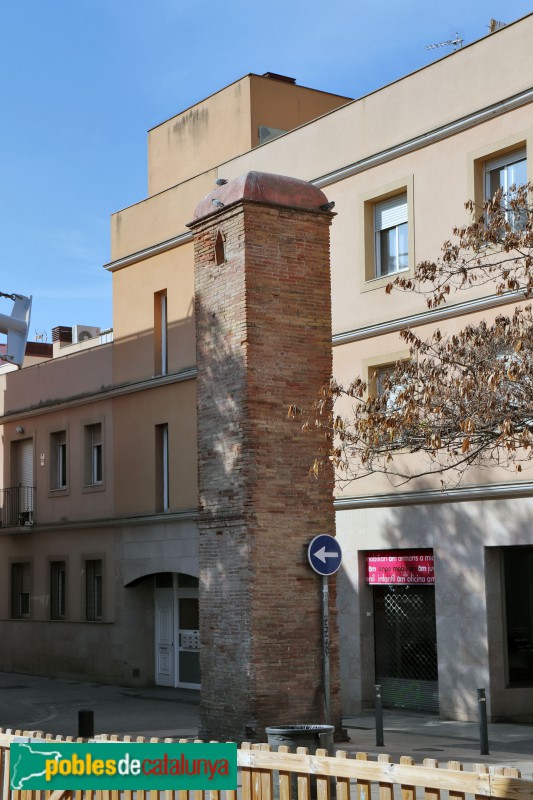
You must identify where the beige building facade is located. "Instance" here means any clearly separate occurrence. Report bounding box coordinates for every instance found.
[2,16,533,723]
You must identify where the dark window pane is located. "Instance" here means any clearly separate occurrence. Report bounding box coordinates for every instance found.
[51,561,66,620]
[178,573,199,588]
[504,547,533,684]
[11,563,31,618]
[179,651,201,684]
[155,572,173,588]
[179,597,199,630]
[86,559,103,621]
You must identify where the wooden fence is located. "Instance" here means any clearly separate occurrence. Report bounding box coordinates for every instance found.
[1,729,533,800]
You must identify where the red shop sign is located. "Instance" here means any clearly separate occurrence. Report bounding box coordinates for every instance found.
[365,549,434,585]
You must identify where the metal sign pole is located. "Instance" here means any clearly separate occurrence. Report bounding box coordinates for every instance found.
[307,534,342,727]
[322,574,330,724]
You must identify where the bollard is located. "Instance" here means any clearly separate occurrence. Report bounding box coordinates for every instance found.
[477,688,489,755]
[78,708,94,738]
[375,684,384,747]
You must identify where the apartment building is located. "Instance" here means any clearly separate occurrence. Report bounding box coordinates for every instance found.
[1,14,533,729]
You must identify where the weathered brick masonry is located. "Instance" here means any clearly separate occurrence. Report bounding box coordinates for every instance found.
[189,172,340,742]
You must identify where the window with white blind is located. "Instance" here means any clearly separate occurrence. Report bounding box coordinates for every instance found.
[11,562,31,618]
[374,194,408,277]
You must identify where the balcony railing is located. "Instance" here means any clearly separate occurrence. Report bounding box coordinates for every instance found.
[0,486,34,527]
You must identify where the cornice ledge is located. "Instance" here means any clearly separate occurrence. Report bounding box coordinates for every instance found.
[0,367,198,423]
[17,509,199,534]
[314,86,533,189]
[334,480,533,510]
[104,231,194,272]
[333,290,527,346]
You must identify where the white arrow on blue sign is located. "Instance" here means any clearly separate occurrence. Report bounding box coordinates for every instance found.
[307,534,342,576]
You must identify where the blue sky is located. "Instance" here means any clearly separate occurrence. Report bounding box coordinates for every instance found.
[1,1,532,341]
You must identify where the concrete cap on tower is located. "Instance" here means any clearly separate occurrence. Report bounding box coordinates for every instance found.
[189,171,332,226]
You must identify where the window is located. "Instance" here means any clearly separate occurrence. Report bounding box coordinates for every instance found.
[85,559,103,621]
[258,125,288,145]
[376,365,393,396]
[376,365,396,401]
[154,290,168,376]
[374,194,408,278]
[155,423,169,512]
[50,430,67,490]
[84,423,103,486]
[11,562,31,618]
[484,148,527,230]
[50,560,66,620]
[370,361,403,400]
[361,177,414,288]
[484,148,527,200]
[375,364,405,413]
[503,547,533,684]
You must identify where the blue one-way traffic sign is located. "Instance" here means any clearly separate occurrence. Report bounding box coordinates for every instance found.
[307,534,342,576]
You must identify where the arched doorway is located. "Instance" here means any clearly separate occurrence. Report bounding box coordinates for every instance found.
[154,572,200,688]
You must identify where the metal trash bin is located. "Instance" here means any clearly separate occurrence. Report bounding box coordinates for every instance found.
[266,724,335,754]
[265,725,335,800]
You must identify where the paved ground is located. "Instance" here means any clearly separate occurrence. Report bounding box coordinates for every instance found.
[1,672,533,779]
[0,672,199,740]
[343,712,533,778]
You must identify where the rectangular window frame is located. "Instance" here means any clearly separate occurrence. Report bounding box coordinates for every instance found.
[50,429,68,492]
[484,147,527,200]
[50,559,67,620]
[360,175,415,292]
[373,363,406,416]
[364,352,412,452]
[10,437,34,525]
[83,421,104,491]
[502,546,533,687]
[155,423,170,513]
[484,147,527,232]
[374,194,408,279]
[154,289,168,377]
[85,558,103,622]
[11,561,32,619]
[468,132,531,217]
[364,351,411,400]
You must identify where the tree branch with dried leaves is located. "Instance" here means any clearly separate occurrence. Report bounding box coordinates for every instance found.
[289,184,533,487]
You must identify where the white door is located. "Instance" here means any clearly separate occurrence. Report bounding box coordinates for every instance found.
[155,588,175,686]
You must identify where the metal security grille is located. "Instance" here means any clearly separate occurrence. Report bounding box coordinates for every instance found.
[374,586,439,713]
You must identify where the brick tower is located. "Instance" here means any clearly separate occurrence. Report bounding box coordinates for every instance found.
[188,171,340,742]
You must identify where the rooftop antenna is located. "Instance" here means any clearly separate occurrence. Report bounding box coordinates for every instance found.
[35,330,47,343]
[425,32,463,52]
[488,19,506,33]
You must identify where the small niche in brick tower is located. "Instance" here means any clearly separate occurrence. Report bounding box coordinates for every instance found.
[214,229,225,265]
